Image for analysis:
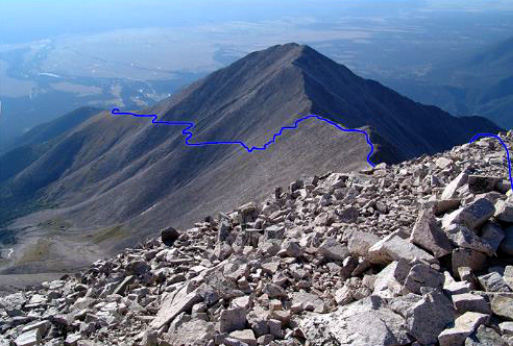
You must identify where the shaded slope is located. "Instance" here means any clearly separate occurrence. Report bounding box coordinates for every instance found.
[0,43,502,275]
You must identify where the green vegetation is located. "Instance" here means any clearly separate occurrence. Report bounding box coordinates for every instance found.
[91,225,125,244]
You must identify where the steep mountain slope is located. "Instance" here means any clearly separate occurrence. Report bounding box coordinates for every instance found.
[387,36,513,128]
[0,43,501,276]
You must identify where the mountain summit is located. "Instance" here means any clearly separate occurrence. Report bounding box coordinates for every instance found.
[0,43,501,278]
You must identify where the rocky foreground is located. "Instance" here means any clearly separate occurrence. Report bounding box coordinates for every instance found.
[2,131,513,346]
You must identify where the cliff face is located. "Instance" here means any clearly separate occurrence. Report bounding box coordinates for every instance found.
[1,130,512,345]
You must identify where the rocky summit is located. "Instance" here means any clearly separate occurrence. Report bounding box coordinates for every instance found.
[2,131,513,346]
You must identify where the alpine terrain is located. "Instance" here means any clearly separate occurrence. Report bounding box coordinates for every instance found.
[0,43,501,284]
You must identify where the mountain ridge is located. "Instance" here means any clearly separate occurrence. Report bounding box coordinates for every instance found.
[0,43,502,277]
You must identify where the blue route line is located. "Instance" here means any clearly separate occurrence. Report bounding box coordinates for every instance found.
[469,133,513,192]
[111,108,377,167]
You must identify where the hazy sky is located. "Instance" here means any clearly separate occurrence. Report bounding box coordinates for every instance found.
[2,0,512,45]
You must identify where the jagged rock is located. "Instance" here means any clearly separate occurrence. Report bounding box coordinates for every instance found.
[372,260,410,297]
[299,296,411,346]
[451,248,487,278]
[478,272,512,292]
[481,221,505,254]
[452,293,491,314]
[161,227,180,246]
[229,330,257,346]
[264,225,285,240]
[442,198,495,231]
[444,224,495,256]
[495,198,513,223]
[491,295,513,320]
[410,209,453,258]
[220,307,246,333]
[368,231,437,265]
[150,287,202,329]
[14,328,41,346]
[403,263,445,294]
[465,325,509,346]
[444,271,472,295]
[442,171,469,200]
[166,319,216,345]
[438,312,489,346]
[0,292,26,317]
[407,291,456,345]
[343,229,380,257]
[468,175,503,194]
[318,237,349,261]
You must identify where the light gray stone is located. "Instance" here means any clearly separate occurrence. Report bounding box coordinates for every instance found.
[410,209,453,258]
[438,312,489,346]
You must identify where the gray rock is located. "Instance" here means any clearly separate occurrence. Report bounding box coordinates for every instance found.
[344,229,380,257]
[229,330,257,346]
[373,260,411,297]
[465,325,509,346]
[451,248,487,278]
[410,209,453,258]
[167,319,216,346]
[404,263,445,294]
[452,293,491,314]
[318,237,349,261]
[0,292,26,317]
[442,198,495,231]
[264,225,285,240]
[495,199,513,223]
[442,171,469,200]
[468,175,503,194]
[444,224,495,256]
[478,272,512,292]
[14,328,41,346]
[368,231,437,265]
[220,307,247,333]
[150,287,202,329]
[438,312,489,346]
[407,291,456,345]
[481,222,505,254]
[491,295,513,320]
[299,296,411,346]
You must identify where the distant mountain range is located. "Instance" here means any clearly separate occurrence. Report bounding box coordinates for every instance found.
[387,36,513,129]
[0,43,501,276]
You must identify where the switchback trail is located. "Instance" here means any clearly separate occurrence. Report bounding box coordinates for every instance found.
[111,108,377,167]
[110,108,513,191]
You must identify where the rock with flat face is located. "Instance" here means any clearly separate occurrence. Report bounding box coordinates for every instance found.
[410,209,453,258]
[478,272,512,292]
[442,171,469,200]
[444,224,495,256]
[344,229,380,257]
[442,198,495,231]
[407,291,456,345]
[438,312,489,346]
[150,287,202,329]
[491,295,513,320]
[14,329,41,346]
[368,231,437,265]
[219,307,247,333]
[452,293,491,314]
[495,199,513,223]
[166,319,216,346]
[299,296,411,346]
[481,222,505,254]
[403,263,445,294]
[373,260,411,297]
[451,248,487,278]
[465,325,509,346]
[318,237,349,261]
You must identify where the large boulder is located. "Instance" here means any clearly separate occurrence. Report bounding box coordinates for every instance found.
[299,296,411,346]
